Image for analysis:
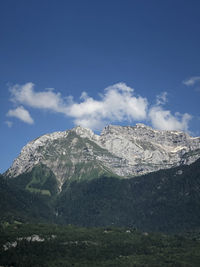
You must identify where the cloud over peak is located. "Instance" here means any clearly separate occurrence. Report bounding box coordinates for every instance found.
[149,91,192,132]
[149,106,191,131]
[8,82,148,130]
[7,82,192,132]
[68,83,148,130]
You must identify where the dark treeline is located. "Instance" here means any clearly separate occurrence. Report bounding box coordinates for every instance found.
[1,158,200,233]
[1,223,200,267]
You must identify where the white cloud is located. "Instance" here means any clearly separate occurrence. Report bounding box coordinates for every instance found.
[10,82,69,113]
[68,83,148,130]
[149,106,192,132]
[183,76,200,86]
[156,91,168,105]
[7,106,34,124]
[9,82,148,130]
[8,82,192,132]
[5,121,13,128]
[148,92,192,132]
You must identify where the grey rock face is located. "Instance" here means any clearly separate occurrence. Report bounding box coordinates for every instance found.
[6,124,200,189]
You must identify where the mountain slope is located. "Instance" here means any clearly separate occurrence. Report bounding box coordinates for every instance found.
[2,124,200,232]
[0,173,54,223]
[56,158,200,232]
[1,158,200,233]
[5,124,200,190]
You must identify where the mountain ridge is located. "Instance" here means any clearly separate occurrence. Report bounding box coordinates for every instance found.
[5,124,200,190]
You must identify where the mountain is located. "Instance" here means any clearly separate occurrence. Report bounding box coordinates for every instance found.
[5,124,200,191]
[0,173,54,223]
[1,158,200,233]
[1,124,200,232]
[56,158,200,232]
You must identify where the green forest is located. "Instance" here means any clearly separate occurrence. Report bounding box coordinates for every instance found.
[1,159,200,266]
[1,159,200,233]
[1,223,200,267]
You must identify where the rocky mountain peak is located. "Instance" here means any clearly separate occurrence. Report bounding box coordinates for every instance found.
[71,126,99,142]
[5,124,200,191]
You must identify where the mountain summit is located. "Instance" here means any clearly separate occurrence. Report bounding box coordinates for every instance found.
[6,124,200,190]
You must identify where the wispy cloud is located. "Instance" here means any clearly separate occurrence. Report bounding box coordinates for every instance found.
[5,121,13,128]
[7,106,34,124]
[156,91,168,105]
[183,76,200,86]
[7,82,192,132]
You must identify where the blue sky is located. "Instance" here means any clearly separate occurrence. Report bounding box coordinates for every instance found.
[1,0,200,173]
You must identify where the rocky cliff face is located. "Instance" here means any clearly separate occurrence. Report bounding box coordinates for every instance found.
[6,124,200,189]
